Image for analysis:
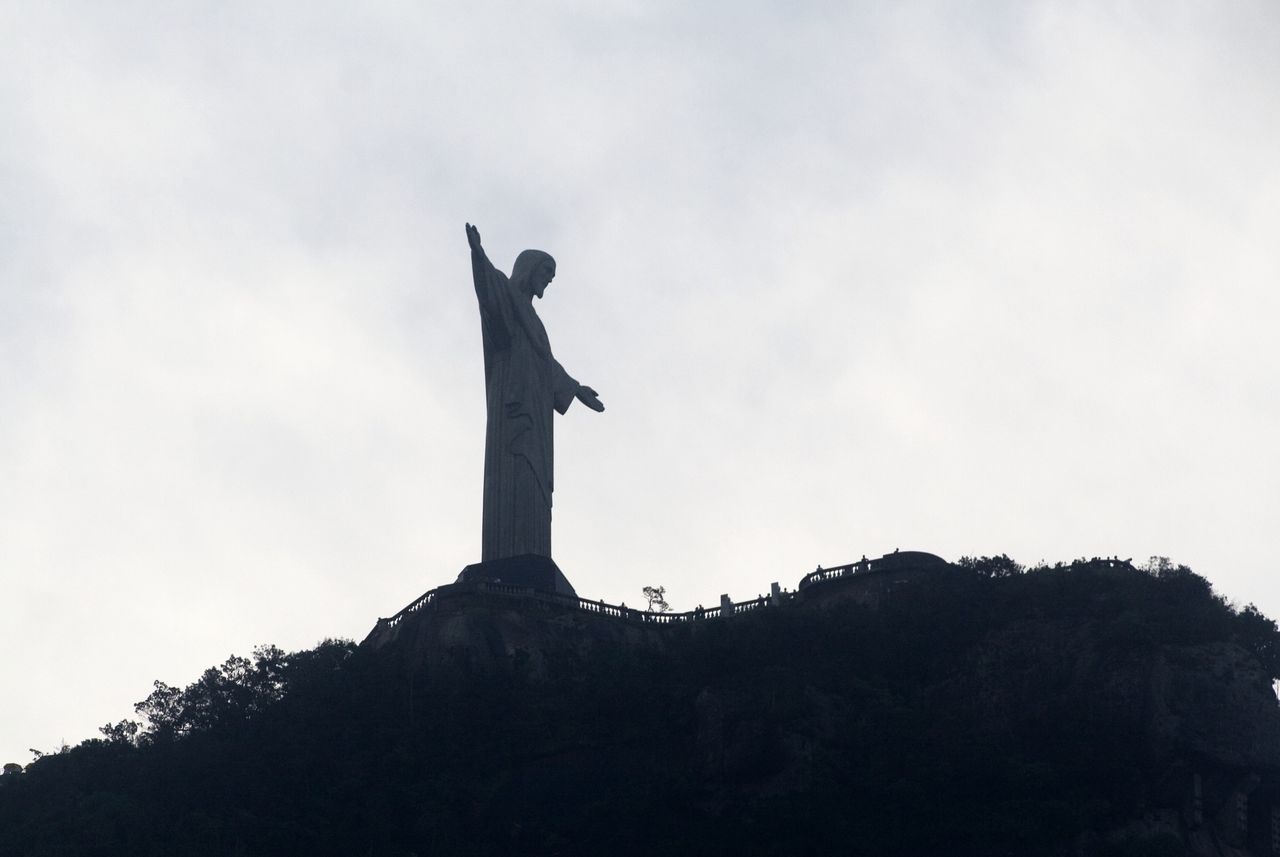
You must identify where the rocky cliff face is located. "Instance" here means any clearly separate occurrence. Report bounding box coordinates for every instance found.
[1153,642,1280,770]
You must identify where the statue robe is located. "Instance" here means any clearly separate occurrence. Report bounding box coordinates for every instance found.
[472,249,579,561]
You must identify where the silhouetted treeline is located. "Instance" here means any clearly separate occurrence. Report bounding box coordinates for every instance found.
[2,559,1278,857]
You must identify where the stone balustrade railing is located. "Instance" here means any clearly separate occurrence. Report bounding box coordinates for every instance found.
[371,578,753,638]
[797,551,951,590]
[798,559,873,590]
[379,589,438,632]
[370,550,947,641]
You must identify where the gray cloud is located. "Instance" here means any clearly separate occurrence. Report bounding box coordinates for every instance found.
[3,1,1279,765]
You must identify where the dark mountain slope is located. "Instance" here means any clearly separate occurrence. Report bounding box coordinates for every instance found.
[3,559,1279,857]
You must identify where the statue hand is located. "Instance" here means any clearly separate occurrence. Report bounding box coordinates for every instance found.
[576,386,605,412]
[465,222,483,252]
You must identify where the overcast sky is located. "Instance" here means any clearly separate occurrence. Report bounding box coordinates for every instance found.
[3,1,1279,766]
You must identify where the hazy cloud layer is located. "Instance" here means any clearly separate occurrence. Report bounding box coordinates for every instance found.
[3,1,1279,764]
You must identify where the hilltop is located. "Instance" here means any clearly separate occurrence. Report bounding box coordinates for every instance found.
[3,556,1279,857]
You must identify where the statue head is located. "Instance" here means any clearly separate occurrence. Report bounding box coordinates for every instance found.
[512,249,556,299]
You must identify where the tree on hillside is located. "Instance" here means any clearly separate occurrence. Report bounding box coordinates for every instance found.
[642,585,671,613]
[956,554,1024,578]
[132,642,345,742]
[98,719,139,746]
[1235,603,1280,681]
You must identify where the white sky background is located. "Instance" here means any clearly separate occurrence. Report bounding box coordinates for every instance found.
[2,1,1278,764]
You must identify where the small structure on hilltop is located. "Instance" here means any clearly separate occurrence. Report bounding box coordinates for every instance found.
[796,550,950,607]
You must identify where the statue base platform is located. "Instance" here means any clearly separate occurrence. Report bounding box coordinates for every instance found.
[456,554,577,598]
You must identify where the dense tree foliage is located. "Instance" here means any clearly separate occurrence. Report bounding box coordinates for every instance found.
[2,560,1278,856]
[956,553,1025,578]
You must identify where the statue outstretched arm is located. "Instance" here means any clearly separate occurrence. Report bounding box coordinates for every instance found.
[466,223,495,291]
[576,386,604,412]
[465,222,485,256]
[550,360,605,414]
[466,222,509,342]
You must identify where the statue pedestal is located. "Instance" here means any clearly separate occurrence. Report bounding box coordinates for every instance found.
[456,554,577,597]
